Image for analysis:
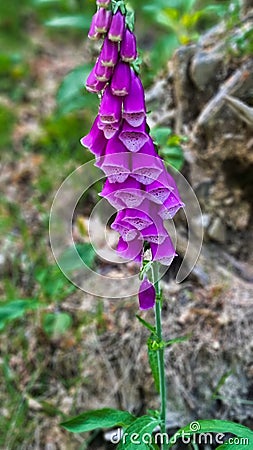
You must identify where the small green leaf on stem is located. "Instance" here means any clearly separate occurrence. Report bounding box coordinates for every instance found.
[61,408,135,433]
[136,315,156,334]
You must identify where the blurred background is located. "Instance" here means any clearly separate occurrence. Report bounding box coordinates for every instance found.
[0,0,253,448]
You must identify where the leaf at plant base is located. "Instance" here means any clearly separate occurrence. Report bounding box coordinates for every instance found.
[0,299,39,331]
[118,416,161,450]
[45,15,91,30]
[42,312,72,338]
[168,420,253,448]
[147,335,160,393]
[57,243,96,273]
[61,408,136,433]
[56,64,98,115]
[150,127,172,147]
[136,315,156,334]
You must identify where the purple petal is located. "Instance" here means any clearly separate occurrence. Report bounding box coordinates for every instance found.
[158,191,184,219]
[119,120,149,152]
[86,66,106,93]
[100,37,119,67]
[139,221,168,244]
[99,180,124,209]
[120,29,137,63]
[145,171,175,204]
[99,85,122,123]
[98,119,120,139]
[116,236,143,264]
[108,11,125,42]
[111,61,131,96]
[80,116,107,156]
[95,59,113,82]
[112,213,139,241]
[150,236,177,266]
[88,12,101,40]
[122,70,146,127]
[94,8,112,33]
[113,177,144,207]
[131,139,164,185]
[96,135,131,183]
[120,206,153,231]
[138,277,156,310]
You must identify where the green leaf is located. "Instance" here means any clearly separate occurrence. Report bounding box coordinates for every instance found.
[0,299,39,331]
[61,408,135,433]
[136,315,156,334]
[56,64,98,115]
[160,146,184,170]
[42,312,72,338]
[150,127,172,147]
[168,420,253,448]
[163,335,190,347]
[147,335,160,393]
[118,416,161,449]
[45,15,91,30]
[57,243,96,272]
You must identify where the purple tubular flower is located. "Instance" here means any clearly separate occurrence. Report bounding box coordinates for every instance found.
[138,277,156,310]
[116,237,143,264]
[88,12,101,40]
[159,192,184,219]
[131,139,164,185]
[96,135,131,183]
[86,66,106,93]
[119,120,149,152]
[112,212,139,241]
[100,37,118,67]
[98,120,120,139]
[139,222,168,244]
[99,85,122,124]
[150,236,177,266]
[108,11,125,42]
[120,206,153,231]
[111,61,131,96]
[96,0,111,7]
[80,116,107,156]
[95,59,113,82]
[122,70,146,127]
[120,29,137,62]
[94,7,112,33]
[145,171,175,204]
[100,178,143,208]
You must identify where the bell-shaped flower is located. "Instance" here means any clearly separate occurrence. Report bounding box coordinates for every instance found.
[119,120,149,152]
[108,11,125,42]
[150,236,177,266]
[86,66,106,93]
[96,0,111,7]
[99,85,122,124]
[111,60,131,96]
[131,138,163,185]
[100,37,118,67]
[119,204,154,231]
[100,178,144,209]
[122,70,146,127]
[145,171,176,204]
[98,119,120,139]
[88,12,101,40]
[120,29,137,62]
[158,191,184,220]
[96,135,131,183]
[80,116,107,156]
[112,211,139,242]
[94,7,112,33]
[116,236,143,264]
[139,221,168,245]
[95,59,113,82]
[138,277,156,310]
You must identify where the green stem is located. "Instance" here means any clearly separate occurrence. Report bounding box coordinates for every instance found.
[153,264,167,449]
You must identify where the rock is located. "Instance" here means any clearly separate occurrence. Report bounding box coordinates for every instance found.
[208,217,226,243]
[190,49,224,91]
